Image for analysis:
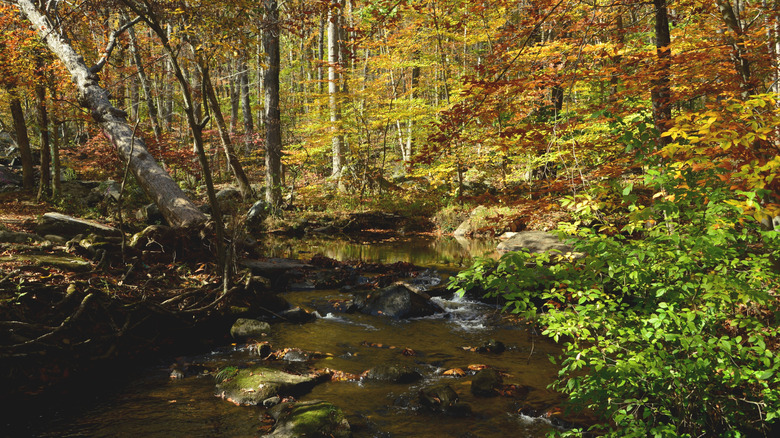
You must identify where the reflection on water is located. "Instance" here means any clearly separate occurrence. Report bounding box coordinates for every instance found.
[261,235,500,270]
[29,237,564,438]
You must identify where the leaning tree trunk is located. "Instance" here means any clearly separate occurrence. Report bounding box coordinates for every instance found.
[16,0,207,228]
[198,58,253,199]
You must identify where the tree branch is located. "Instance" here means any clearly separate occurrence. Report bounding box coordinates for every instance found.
[90,16,142,74]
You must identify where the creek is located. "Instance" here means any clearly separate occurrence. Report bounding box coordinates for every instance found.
[30,236,565,437]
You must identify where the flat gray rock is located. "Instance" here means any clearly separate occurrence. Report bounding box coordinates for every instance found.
[496,231,573,254]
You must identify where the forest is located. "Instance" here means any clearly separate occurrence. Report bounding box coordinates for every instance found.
[1,0,780,436]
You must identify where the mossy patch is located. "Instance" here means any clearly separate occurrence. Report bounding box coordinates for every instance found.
[266,400,351,438]
[216,366,321,406]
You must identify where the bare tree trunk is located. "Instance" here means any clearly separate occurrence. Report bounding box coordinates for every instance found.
[652,0,673,147]
[609,14,625,100]
[257,35,265,129]
[199,59,253,199]
[162,24,175,130]
[715,0,755,96]
[318,13,326,95]
[50,85,62,198]
[126,14,162,139]
[240,57,253,135]
[263,0,283,208]
[7,89,35,190]
[35,80,51,200]
[405,63,420,161]
[230,58,240,134]
[329,0,345,179]
[129,70,139,121]
[16,0,207,227]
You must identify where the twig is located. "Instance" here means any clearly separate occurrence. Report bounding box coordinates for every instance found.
[180,285,240,313]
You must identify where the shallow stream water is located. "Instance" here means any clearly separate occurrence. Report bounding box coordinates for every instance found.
[31,237,565,437]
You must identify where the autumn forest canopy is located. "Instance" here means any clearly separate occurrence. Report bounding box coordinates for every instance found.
[2,0,780,436]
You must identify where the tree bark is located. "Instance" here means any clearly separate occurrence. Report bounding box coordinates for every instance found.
[240,57,253,135]
[125,14,162,140]
[230,58,240,134]
[715,0,755,96]
[6,89,34,190]
[652,0,673,147]
[35,80,51,200]
[263,0,282,208]
[50,85,62,199]
[16,0,207,228]
[318,13,326,95]
[199,58,253,199]
[162,23,175,130]
[329,0,346,179]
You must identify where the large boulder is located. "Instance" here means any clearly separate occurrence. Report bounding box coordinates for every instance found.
[35,213,121,240]
[496,231,573,255]
[264,400,351,438]
[216,186,242,212]
[352,283,444,319]
[246,200,271,232]
[199,186,242,215]
[216,366,328,406]
[452,206,488,237]
[229,318,271,340]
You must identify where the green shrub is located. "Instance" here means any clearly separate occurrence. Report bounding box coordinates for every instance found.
[450,164,780,437]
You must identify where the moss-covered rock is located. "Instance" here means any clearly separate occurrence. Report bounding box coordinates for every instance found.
[216,366,327,406]
[229,318,271,340]
[265,400,351,438]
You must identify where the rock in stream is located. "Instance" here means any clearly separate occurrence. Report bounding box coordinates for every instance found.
[216,366,330,406]
[264,400,351,438]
